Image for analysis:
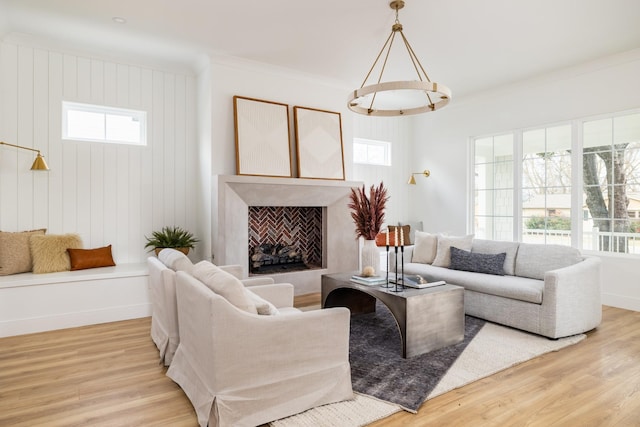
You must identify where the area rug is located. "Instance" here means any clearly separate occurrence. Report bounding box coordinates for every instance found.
[270,302,585,426]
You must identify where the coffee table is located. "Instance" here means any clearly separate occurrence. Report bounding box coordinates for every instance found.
[321,272,464,358]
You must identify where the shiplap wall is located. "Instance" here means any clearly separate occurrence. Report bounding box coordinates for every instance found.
[352,115,412,226]
[0,39,198,263]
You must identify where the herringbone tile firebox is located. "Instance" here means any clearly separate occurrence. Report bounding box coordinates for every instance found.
[248,206,323,272]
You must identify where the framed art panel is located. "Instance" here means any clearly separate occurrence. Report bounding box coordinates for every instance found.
[233,96,292,177]
[293,106,345,180]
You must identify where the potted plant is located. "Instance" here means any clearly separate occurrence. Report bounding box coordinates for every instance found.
[348,183,389,276]
[144,226,199,256]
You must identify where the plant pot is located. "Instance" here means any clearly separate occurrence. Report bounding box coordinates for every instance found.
[154,247,190,256]
[361,239,380,276]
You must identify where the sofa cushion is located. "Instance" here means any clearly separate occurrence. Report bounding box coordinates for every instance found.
[192,261,257,314]
[432,234,474,268]
[412,231,438,264]
[0,228,46,275]
[30,233,83,274]
[402,262,543,304]
[515,243,583,280]
[398,221,423,243]
[450,247,506,276]
[471,239,519,276]
[158,248,194,273]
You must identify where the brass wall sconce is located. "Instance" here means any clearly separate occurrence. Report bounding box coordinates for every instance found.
[408,169,430,184]
[0,141,49,171]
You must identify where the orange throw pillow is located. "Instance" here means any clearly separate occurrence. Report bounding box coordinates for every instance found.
[67,245,116,271]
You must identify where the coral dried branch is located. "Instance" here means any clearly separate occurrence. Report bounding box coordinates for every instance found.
[348,182,389,240]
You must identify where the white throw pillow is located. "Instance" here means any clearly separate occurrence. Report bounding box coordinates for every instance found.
[192,261,258,314]
[412,231,438,264]
[245,289,280,315]
[158,248,194,273]
[432,234,474,268]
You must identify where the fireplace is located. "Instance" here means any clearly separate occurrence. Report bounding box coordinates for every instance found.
[212,175,360,295]
[248,206,323,274]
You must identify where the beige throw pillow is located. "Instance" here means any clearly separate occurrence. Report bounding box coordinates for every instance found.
[432,234,474,268]
[158,248,194,273]
[30,233,83,273]
[245,289,280,315]
[0,229,46,275]
[192,261,257,314]
[412,231,438,264]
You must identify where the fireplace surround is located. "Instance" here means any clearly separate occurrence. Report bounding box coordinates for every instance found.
[212,175,361,295]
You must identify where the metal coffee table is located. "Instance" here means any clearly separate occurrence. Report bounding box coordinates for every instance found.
[321,272,464,358]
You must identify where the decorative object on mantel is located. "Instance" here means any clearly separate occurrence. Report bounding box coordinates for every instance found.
[0,141,50,170]
[233,96,292,178]
[145,226,198,256]
[348,183,389,277]
[293,106,345,180]
[408,169,431,184]
[347,0,451,117]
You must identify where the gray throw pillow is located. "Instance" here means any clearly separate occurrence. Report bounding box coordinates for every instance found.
[450,247,506,276]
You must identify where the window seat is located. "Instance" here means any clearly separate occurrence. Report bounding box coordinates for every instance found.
[0,263,149,338]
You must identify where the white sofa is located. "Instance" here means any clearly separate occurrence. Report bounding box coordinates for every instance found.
[390,236,602,338]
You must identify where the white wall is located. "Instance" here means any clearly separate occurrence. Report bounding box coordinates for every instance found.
[410,48,640,311]
[204,56,355,261]
[0,35,198,263]
[352,115,413,227]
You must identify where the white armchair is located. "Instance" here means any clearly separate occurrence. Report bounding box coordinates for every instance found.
[167,271,353,427]
[148,249,277,366]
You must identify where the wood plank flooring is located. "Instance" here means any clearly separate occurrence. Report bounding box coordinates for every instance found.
[1,296,638,427]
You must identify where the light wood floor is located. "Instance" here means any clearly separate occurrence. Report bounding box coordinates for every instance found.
[1,296,639,427]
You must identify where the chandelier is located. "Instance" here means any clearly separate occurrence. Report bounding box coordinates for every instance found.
[347,0,451,117]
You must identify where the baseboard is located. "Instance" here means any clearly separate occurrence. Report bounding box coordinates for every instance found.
[0,303,152,338]
[602,293,640,312]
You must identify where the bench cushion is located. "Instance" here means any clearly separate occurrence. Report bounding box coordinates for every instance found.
[0,229,46,275]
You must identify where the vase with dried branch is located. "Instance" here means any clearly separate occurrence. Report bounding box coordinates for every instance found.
[348,183,389,276]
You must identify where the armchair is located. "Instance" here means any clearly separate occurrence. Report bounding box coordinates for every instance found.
[167,271,353,427]
[148,249,277,366]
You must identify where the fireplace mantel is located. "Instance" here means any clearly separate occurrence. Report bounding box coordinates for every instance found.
[212,175,361,294]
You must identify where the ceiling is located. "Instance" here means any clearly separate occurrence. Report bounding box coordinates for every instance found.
[1,0,639,98]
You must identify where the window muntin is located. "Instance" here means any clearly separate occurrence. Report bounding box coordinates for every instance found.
[473,134,514,241]
[62,101,147,146]
[521,124,572,246]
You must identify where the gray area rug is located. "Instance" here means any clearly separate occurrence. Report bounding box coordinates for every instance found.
[350,301,485,412]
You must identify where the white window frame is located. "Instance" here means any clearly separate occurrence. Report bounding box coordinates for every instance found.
[469,107,640,257]
[353,138,392,166]
[62,101,147,146]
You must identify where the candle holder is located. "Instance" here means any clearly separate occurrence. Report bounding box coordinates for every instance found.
[383,245,392,288]
[390,244,405,292]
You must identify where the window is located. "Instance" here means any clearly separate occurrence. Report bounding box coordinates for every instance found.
[471,110,640,255]
[473,134,514,241]
[62,101,147,146]
[582,113,640,253]
[353,138,391,166]
[521,124,572,246]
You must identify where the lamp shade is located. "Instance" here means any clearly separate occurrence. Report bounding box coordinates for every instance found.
[31,154,49,171]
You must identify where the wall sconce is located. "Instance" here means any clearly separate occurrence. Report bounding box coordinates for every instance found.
[0,141,49,171]
[408,169,430,184]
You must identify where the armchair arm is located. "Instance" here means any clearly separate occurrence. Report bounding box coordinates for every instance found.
[247,283,294,308]
[542,256,602,337]
[210,300,351,392]
[218,264,243,279]
[241,277,275,286]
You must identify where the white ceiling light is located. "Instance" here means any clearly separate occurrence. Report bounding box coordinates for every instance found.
[112,17,127,24]
[348,0,451,117]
